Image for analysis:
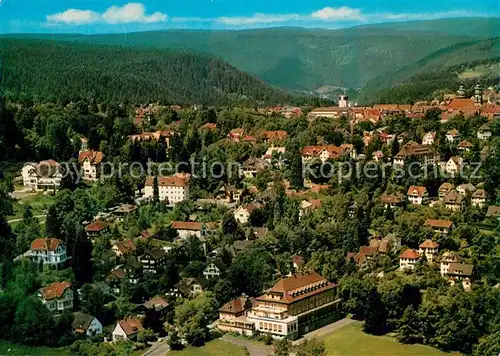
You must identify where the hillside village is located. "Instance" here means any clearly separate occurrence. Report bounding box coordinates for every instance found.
[0,80,498,356]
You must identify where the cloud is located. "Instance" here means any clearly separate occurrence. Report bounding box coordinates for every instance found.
[311,7,364,21]
[374,10,477,21]
[46,2,167,25]
[46,9,99,25]
[216,13,301,25]
[102,3,167,24]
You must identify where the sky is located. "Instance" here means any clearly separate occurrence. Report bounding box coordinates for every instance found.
[0,0,499,34]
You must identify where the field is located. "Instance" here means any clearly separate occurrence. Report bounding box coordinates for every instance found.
[169,339,248,356]
[321,323,459,356]
[458,62,500,79]
[0,341,72,355]
[7,193,54,223]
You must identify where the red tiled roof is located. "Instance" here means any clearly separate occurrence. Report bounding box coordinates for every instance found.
[447,98,476,111]
[145,176,188,187]
[400,249,420,259]
[263,130,288,141]
[269,271,325,293]
[78,150,104,165]
[31,238,63,251]
[458,140,473,148]
[407,186,427,197]
[84,220,109,232]
[113,240,136,254]
[118,318,144,336]
[171,221,203,231]
[424,219,452,229]
[419,239,439,249]
[301,145,343,158]
[39,281,71,300]
[220,296,247,314]
[292,255,305,267]
[201,123,217,130]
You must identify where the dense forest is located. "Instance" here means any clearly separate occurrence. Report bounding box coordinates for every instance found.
[0,39,293,105]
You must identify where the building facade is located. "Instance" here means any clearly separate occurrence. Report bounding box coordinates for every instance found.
[38,281,74,314]
[144,175,189,204]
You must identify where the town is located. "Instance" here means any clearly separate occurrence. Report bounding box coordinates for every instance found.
[0,78,497,356]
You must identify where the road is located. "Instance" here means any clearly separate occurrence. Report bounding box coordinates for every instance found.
[142,340,170,356]
[7,214,46,224]
[292,318,359,346]
[221,335,272,356]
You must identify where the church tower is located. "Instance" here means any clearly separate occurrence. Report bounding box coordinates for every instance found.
[473,83,483,105]
[80,137,88,153]
[456,84,466,99]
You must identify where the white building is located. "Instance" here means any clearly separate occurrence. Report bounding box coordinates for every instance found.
[440,251,459,276]
[144,175,190,204]
[22,160,63,192]
[72,312,103,337]
[418,240,439,263]
[477,124,491,140]
[234,205,255,225]
[38,281,73,314]
[23,238,68,267]
[445,129,460,143]
[445,156,463,176]
[79,139,103,182]
[203,259,226,279]
[457,183,476,196]
[472,189,487,207]
[399,249,420,270]
[422,132,436,145]
[407,186,429,205]
[112,318,144,341]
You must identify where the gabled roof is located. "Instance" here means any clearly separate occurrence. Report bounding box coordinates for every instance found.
[171,221,203,231]
[448,263,474,276]
[72,312,95,333]
[143,295,169,311]
[424,219,453,229]
[84,220,109,233]
[291,255,305,267]
[117,318,144,336]
[472,189,486,199]
[39,281,71,300]
[407,186,427,197]
[419,239,439,249]
[478,123,491,132]
[301,145,343,158]
[78,150,103,165]
[400,249,420,259]
[380,193,404,204]
[486,206,500,217]
[447,98,475,111]
[31,238,64,252]
[444,191,464,204]
[439,183,455,193]
[145,176,188,187]
[219,295,253,314]
[141,248,166,261]
[200,123,217,130]
[113,240,137,254]
[263,130,288,141]
[458,140,473,148]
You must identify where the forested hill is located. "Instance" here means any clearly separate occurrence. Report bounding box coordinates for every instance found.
[359,37,500,104]
[0,38,292,105]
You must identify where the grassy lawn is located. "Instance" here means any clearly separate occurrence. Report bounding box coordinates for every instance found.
[8,194,55,221]
[0,341,72,356]
[321,323,459,356]
[169,339,248,356]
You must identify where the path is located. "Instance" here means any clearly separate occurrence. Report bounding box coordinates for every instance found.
[7,214,46,224]
[142,340,170,356]
[221,335,272,356]
[292,318,359,346]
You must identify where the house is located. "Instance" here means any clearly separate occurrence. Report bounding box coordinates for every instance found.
[485,206,500,219]
[380,193,405,209]
[407,186,429,205]
[457,140,473,152]
[79,149,104,182]
[372,150,384,163]
[299,199,322,219]
[122,257,142,284]
[438,183,455,200]
[143,175,190,204]
[23,238,68,267]
[399,249,420,270]
[38,281,73,314]
[112,240,137,257]
[369,234,400,254]
[424,219,453,235]
[307,107,350,120]
[418,240,439,263]
[422,132,436,145]
[203,259,226,279]
[446,263,474,291]
[21,160,63,192]
[439,251,459,275]
[167,277,207,298]
[471,189,487,207]
[105,269,127,294]
[301,145,345,163]
[72,312,103,337]
[233,205,256,224]
[139,248,167,274]
[346,246,378,270]
[444,156,463,176]
[444,191,465,212]
[135,295,169,318]
[128,130,173,147]
[200,122,217,131]
[227,128,245,142]
[171,221,218,240]
[245,272,338,340]
[113,204,138,220]
[394,142,439,166]
[84,220,110,238]
[291,255,305,272]
[457,183,476,196]
[112,318,144,341]
[262,130,288,143]
[240,158,269,178]
[445,129,460,143]
[262,146,286,165]
[477,124,492,140]
[216,294,255,336]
